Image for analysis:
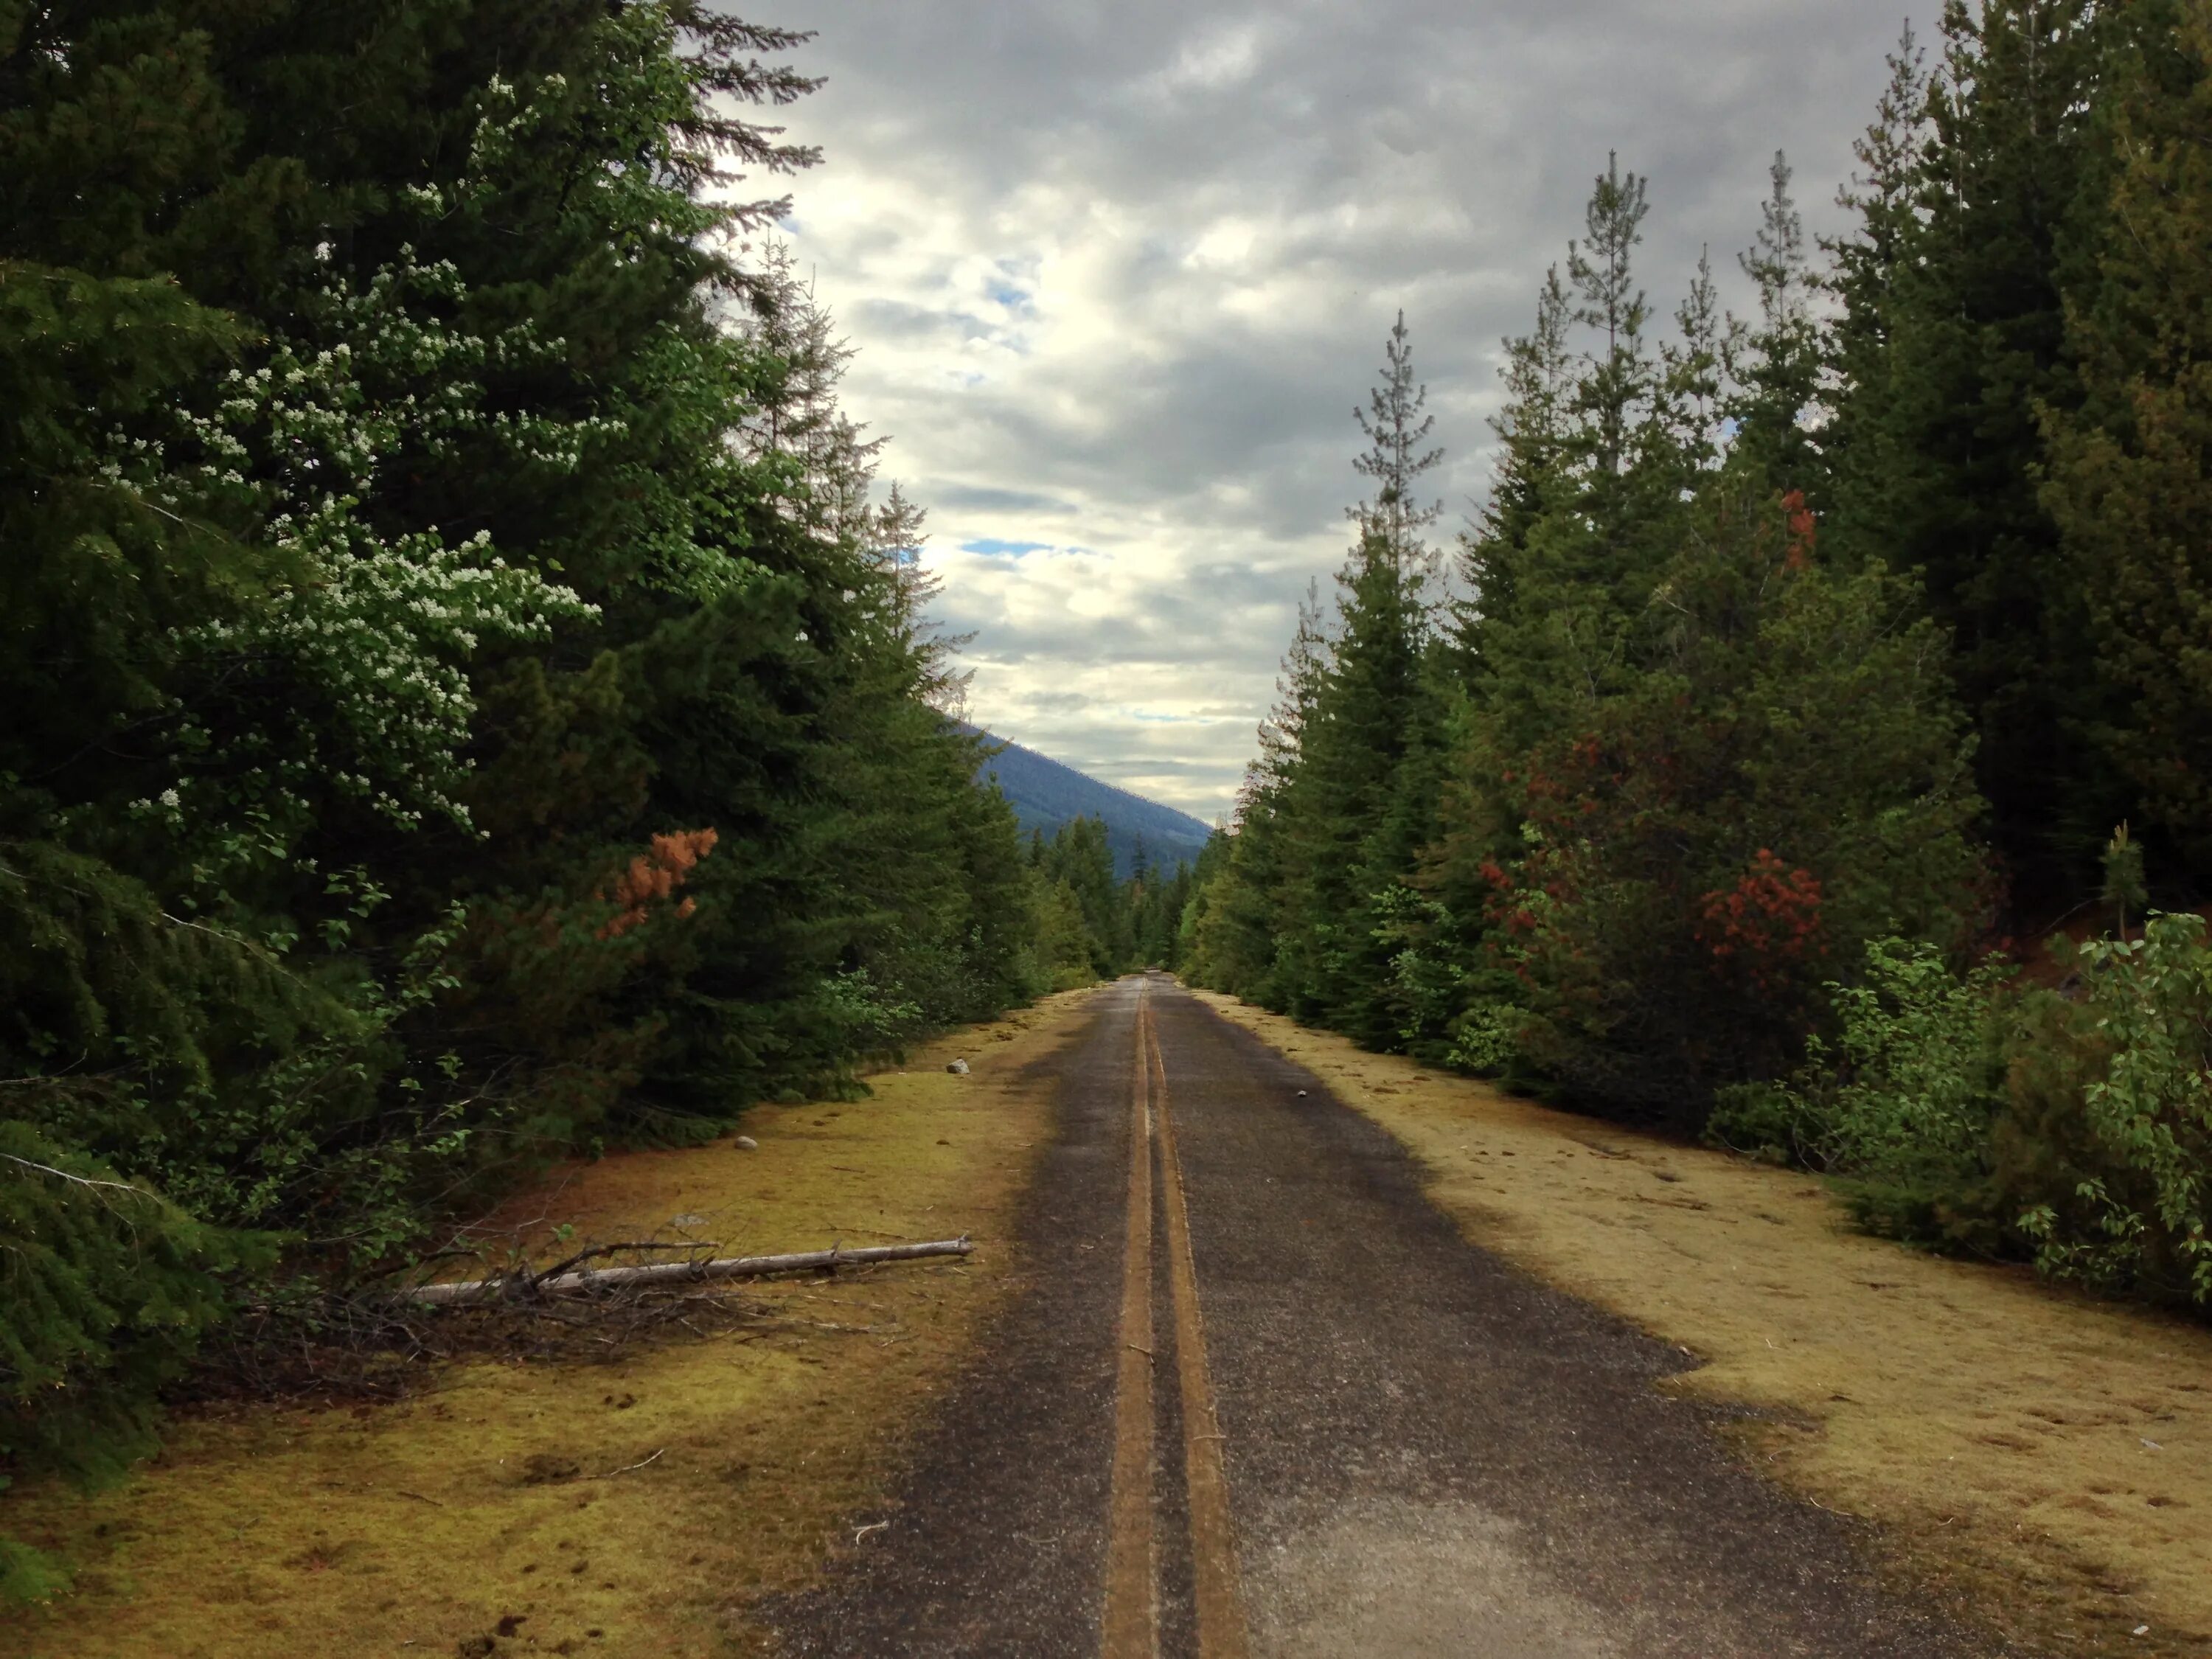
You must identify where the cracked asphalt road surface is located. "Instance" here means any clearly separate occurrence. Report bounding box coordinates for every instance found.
[769,977,1999,1658]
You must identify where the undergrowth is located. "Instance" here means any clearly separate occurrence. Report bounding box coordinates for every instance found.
[1709,912,2212,1312]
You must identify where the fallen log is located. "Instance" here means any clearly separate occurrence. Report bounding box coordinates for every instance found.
[401,1237,973,1307]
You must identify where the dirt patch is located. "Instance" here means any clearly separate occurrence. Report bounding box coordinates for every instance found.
[0,992,1097,1659]
[1190,990,2212,1659]
[1243,1498,1627,1659]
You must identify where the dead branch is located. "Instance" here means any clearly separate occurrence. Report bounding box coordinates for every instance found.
[400,1237,973,1306]
[526,1239,720,1289]
[1,1152,159,1199]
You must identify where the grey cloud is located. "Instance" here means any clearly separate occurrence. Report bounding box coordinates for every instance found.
[923,483,1081,515]
[779,1,1921,816]
[1016,690,1095,714]
[943,571,1301,671]
[850,298,1003,346]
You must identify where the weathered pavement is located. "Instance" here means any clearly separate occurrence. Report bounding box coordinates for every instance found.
[768,977,2000,1658]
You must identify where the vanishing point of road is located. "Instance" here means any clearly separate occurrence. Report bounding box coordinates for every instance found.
[771,976,1998,1658]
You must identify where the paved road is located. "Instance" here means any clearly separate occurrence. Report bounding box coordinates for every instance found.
[770,978,2000,1658]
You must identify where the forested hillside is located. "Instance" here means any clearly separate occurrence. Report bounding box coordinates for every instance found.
[1183,4,2212,1318]
[0,1,1109,1596]
[973,734,1214,878]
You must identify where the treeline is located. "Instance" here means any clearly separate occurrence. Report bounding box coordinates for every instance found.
[1027,816,1197,985]
[0,2,1065,1593]
[1183,4,2212,1312]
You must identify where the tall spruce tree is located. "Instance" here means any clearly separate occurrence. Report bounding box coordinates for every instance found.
[2041,1,2212,886]
[1453,158,1695,770]
[1821,21,1932,555]
[1727,153,1825,494]
[1273,315,1447,1043]
[1455,267,1573,673]
[1187,588,1328,1004]
[1826,0,2108,908]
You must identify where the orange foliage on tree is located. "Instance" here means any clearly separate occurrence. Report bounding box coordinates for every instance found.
[1695,849,1824,987]
[1781,488,1817,572]
[600,827,720,939]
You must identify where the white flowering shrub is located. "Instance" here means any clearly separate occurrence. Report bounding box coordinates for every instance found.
[116,250,609,835]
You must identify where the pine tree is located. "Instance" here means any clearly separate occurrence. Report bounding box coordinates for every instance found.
[1351,310,1445,569]
[1186,588,1328,1003]
[1660,246,1730,478]
[1273,317,1447,1042]
[1825,0,2108,907]
[1454,159,1694,768]
[1727,153,1824,493]
[1821,21,1933,556]
[1454,268,1573,675]
[1568,153,1657,505]
[1037,818,1127,978]
[2041,1,2212,882]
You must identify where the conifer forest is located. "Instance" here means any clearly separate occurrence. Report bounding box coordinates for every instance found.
[5,0,2212,1639]
[1185,3,2212,1321]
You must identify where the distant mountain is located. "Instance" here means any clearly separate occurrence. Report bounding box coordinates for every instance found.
[973,732,1215,877]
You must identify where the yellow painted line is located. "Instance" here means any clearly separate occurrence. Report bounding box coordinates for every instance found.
[1147,993,1252,1659]
[1101,987,1158,1658]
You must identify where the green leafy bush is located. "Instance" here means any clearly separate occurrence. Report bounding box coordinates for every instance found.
[1708,936,2013,1239]
[1823,939,2016,1201]
[2020,914,2212,1303]
[1716,919,2212,1312]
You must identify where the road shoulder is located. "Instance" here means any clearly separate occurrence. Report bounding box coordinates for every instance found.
[1189,988,2212,1659]
[1,991,1099,1659]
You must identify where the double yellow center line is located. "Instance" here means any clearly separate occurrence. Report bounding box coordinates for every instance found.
[1102,983,1249,1659]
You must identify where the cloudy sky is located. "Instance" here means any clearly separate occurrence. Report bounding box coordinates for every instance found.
[771,1,1921,824]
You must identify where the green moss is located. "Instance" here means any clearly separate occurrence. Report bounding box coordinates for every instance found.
[0,994,1093,1658]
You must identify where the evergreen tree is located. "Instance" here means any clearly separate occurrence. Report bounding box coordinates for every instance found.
[1726,153,1824,493]
[1175,829,1233,976]
[1660,246,1730,479]
[1037,818,1127,978]
[2041,1,2212,883]
[1271,317,1447,1043]
[1351,310,1444,568]
[869,480,975,717]
[1453,159,1694,775]
[1568,153,1658,506]
[1186,589,1328,1004]
[1826,0,2108,907]
[1820,21,1932,552]
[1458,266,1574,643]
[1458,153,1679,673]
[1416,145,1986,1121]
[1481,486,1986,1119]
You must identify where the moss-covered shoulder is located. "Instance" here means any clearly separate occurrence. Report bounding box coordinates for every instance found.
[1,991,1098,1659]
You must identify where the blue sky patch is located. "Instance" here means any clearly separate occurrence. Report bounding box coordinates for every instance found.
[961,538,1053,557]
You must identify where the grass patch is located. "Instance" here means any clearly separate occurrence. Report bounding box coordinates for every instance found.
[0,992,1096,1658]
[1193,990,2212,1659]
